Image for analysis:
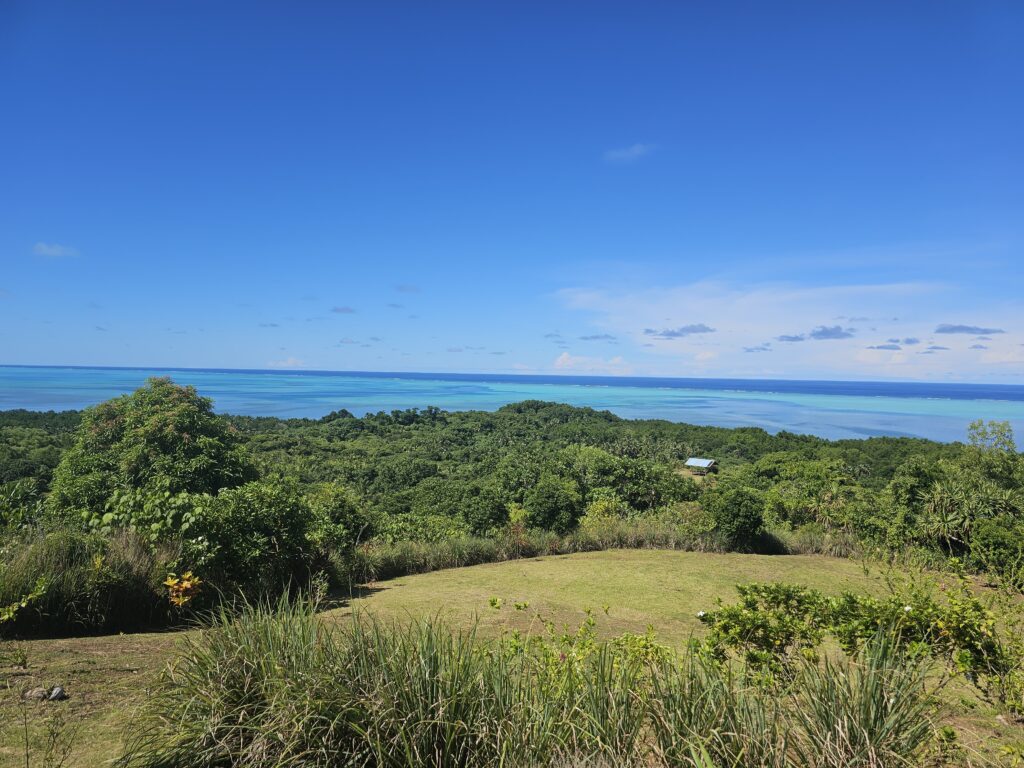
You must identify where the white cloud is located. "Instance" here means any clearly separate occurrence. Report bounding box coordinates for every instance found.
[268,357,305,369]
[553,352,633,375]
[603,143,655,163]
[33,242,79,258]
[556,279,1023,380]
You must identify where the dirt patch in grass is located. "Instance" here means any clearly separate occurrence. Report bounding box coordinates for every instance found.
[1,631,177,767]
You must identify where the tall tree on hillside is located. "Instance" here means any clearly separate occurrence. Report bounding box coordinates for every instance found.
[47,377,258,518]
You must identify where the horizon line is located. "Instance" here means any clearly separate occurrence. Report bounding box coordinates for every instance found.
[2,362,1023,390]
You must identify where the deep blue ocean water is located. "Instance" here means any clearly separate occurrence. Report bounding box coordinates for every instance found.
[3,365,1024,443]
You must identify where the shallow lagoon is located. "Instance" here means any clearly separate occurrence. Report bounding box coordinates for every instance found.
[3,366,1024,443]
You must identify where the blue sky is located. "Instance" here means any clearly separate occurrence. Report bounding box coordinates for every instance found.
[1,1,1022,382]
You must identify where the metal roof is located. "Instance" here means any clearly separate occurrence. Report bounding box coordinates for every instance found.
[685,457,716,468]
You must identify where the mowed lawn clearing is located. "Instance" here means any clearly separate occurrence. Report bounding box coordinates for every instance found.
[0,550,888,767]
[334,549,884,644]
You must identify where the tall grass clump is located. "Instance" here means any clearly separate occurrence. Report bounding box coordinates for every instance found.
[119,595,360,768]
[118,597,941,768]
[349,517,741,587]
[769,523,861,558]
[0,528,170,636]
[790,632,935,768]
[649,656,788,767]
[119,598,654,767]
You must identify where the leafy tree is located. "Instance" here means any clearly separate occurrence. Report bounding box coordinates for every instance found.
[184,480,312,595]
[305,481,376,553]
[968,420,1021,487]
[703,485,765,550]
[47,377,257,520]
[524,473,583,534]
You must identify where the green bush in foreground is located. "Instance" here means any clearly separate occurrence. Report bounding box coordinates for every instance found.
[118,597,938,768]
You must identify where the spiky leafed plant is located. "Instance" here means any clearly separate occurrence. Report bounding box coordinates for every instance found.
[790,632,934,768]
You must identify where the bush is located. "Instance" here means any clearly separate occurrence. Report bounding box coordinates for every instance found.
[183,480,315,597]
[0,528,171,636]
[703,485,765,550]
[970,516,1024,580]
[523,473,583,534]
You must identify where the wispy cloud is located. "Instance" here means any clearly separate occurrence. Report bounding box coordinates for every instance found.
[926,345,950,351]
[743,343,772,353]
[579,333,617,341]
[643,324,716,339]
[808,325,856,340]
[970,344,989,350]
[268,357,305,368]
[331,305,356,314]
[867,343,901,350]
[604,143,655,164]
[33,242,79,258]
[258,322,279,328]
[935,323,1005,335]
[446,347,463,353]
[387,303,403,309]
[558,278,1020,379]
[338,337,357,345]
[553,352,632,375]
[395,284,419,294]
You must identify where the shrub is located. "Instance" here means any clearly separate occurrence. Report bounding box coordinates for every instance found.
[0,478,44,529]
[305,481,378,568]
[970,516,1024,581]
[703,485,765,551]
[183,480,315,597]
[699,583,829,678]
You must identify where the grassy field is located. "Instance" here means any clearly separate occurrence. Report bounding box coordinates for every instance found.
[338,549,884,645]
[1,549,1019,766]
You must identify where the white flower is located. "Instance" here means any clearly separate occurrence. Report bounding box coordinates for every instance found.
[903,606,912,613]
[697,611,706,618]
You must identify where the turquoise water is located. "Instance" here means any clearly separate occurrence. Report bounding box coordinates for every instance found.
[3,365,1024,443]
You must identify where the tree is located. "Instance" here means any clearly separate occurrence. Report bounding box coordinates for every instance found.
[967,420,1020,487]
[703,485,764,551]
[524,473,583,534]
[48,377,258,520]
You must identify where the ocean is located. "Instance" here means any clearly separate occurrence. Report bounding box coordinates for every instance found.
[2,365,1024,443]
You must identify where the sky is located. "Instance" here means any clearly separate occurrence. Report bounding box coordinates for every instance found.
[1,1,1022,382]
